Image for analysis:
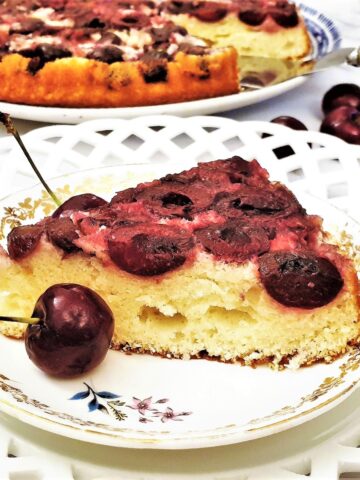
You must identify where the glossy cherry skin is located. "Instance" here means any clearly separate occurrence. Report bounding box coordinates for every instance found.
[270,116,308,131]
[52,193,107,218]
[322,83,360,115]
[263,116,308,159]
[320,106,360,145]
[25,284,114,377]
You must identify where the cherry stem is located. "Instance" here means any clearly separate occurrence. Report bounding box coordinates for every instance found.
[0,315,39,324]
[0,112,61,206]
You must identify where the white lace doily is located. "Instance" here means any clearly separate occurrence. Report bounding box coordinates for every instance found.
[1,116,359,218]
[0,115,360,480]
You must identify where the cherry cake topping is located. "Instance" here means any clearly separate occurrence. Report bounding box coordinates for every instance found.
[108,224,194,276]
[258,251,344,309]
[7,156,345,308]
[45,217,80,253]
[52,193,107,218]
[7,224,44,260]
[213,184,303,219]
[195,220,270,262]
[238,0,267,26]
[237,0,299,27]
[192,3,228,22]
[268,1,298,27]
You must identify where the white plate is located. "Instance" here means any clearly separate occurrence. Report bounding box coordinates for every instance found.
[0,4,341,124]
[0,161,359,450]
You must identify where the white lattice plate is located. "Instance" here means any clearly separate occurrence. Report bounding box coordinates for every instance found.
[0,4,341,124]
[0,158,359,449]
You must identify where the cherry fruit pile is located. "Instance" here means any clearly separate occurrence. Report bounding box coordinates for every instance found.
[25,284,114,377]
[266,84,360,146]
[320,84,360,145]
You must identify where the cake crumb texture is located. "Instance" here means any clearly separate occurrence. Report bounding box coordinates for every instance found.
[0,244,358,369]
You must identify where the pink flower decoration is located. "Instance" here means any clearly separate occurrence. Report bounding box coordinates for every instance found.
[128,396,155,416]
[153,407,192,423]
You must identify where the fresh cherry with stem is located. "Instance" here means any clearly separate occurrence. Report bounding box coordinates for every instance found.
[1,284,114,377]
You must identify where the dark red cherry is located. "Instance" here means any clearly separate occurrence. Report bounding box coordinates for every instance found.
[322,83,360,115]
[25,284,114,378]
[114,13,150,29]
[20,44,72,74]
[195,220,270,263]
[108,224,194,276]
[141,51,168,83]
[268,1,298,27]
[270,116,308,131]
[258,251,343,308]
[52,193,107,218]
[45,217,80,253]
[193,4,227,22]
[110,187,137,205]
[7,224,44,260]
[320,106,360,145]
[199,157,268,185]
[150,25,187,46]
[263,116,308,158]
[134,182,213,218]
[165,1,192,14]
[214,184,303,219]
[237,0,266,25]
[87,46,123,64]
[178,43,208,55]
[238,9,266,26]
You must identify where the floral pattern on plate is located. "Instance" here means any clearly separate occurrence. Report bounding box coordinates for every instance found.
[70,383,192,424]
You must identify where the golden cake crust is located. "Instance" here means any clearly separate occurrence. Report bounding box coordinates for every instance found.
[0,49,238,107]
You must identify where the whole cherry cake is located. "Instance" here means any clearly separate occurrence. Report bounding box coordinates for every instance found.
[0,156,358,368]
[0,0,311,107]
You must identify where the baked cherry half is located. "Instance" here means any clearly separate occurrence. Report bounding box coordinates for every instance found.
[213,184,303,219]
[195,220,270,263]
[258,251,343,309]
[7,224,44,260]
[52,193,107,218]
[238,0,266,26]
[108,224,194,276]
[25,284,114,377]
[45,217,80,253]
[193,3,228,22]
[268,1,299,27]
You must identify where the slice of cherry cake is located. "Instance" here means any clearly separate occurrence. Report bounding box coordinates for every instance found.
[0,157,358,368]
